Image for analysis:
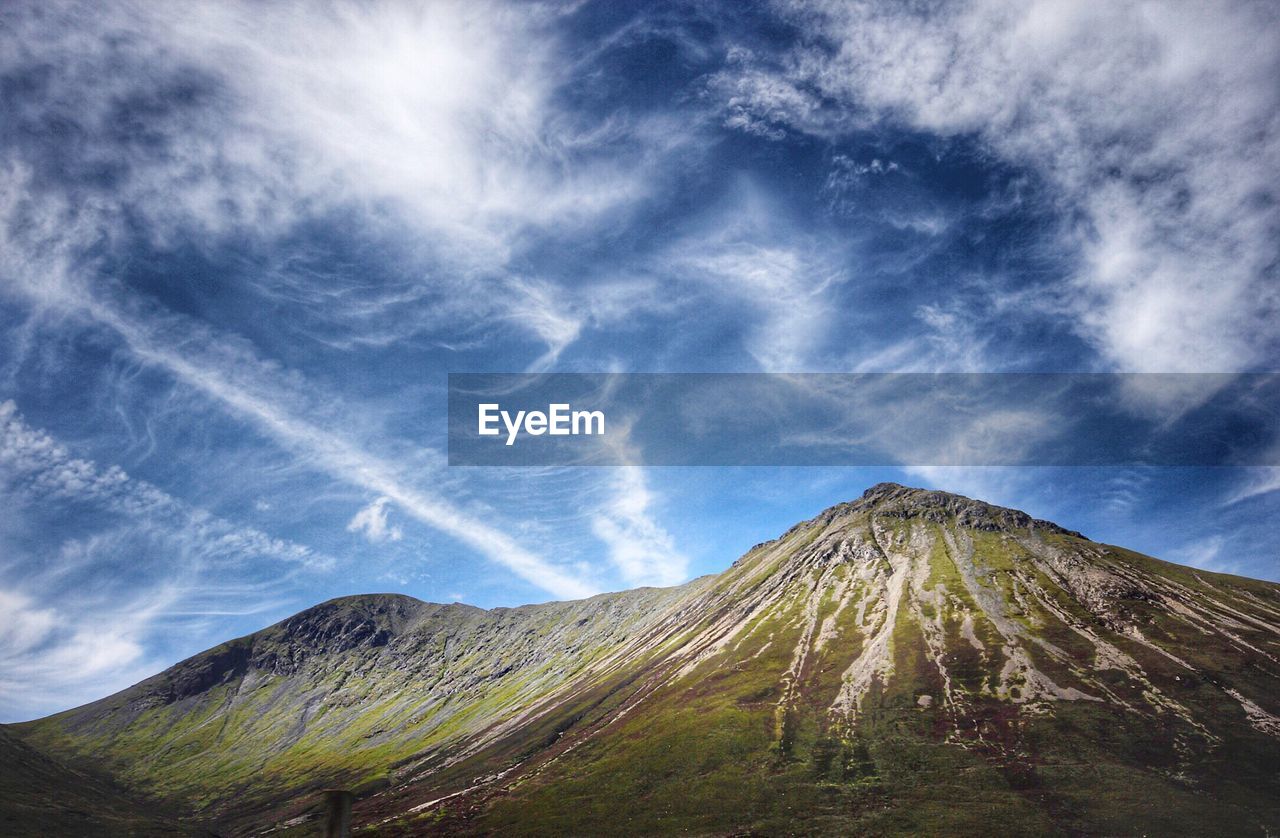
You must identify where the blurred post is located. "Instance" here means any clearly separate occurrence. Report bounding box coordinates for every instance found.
[322,789,352,838]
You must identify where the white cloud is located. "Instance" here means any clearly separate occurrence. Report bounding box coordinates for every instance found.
[770,373,1057,467]
[0,591,57,657]
[0,400,328,569]
[591,466,688,587]
[498,276,586,373]
[711,46,847,140]
[718,0,1280,372]
[0,158,598,601]
[347,497,404,544]
[665,183,849,371]
[0,388,343,720]
[912,303,992,372]
[0,587,163,721]
[85,299,601,599]
[5,1,642,254]
[901,466,1044,515]
[0,6,694,602]
[0,436,317,720]
[1166,535,1228,572]
[1225,467,1280,506]
[0,0,688,364]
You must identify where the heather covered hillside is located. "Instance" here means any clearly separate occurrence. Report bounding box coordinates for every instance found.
[10,486,1280,835]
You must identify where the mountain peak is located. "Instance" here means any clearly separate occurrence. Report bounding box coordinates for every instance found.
[835,482,1086,539]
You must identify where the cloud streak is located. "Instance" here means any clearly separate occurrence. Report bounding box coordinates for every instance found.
[664,183,850,372]
[1,137,599,601]
[81,299,601,599]
[0,588,155,720]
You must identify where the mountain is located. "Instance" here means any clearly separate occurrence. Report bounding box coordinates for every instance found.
[8,483,1280,835]
[0,724,199,835]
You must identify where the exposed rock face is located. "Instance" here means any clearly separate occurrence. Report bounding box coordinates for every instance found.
[248,594,421,675]
[845,482,1085,538]
[10,485,1280,836]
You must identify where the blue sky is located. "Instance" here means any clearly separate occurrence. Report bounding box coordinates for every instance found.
[1,0,1278,721]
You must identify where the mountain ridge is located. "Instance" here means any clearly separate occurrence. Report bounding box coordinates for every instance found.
[8,484,1280,835]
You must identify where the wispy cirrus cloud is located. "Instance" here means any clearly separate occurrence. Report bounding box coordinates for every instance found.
[4,0,638,245]
[1166,535,1229,573]
[0,149,599,601]
[0,2,688,609]
[39,287,600,600]
[713,0,1280,373]
[663,183,851,372]
[1,0,690,363]
[592,465,688,588]
[0,402,323,719]
[0,400,328,570]
[1224,468,1280,506]
[0,588,155,720]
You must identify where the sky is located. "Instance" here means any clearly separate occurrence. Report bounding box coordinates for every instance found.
[0,0,1277,721]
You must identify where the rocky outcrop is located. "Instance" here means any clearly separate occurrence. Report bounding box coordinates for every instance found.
[847,482,1085,537]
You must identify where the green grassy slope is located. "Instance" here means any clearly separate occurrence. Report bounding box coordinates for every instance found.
[0,724,204,835]
[18,587,708,831]
[365,487,1280,836]
[13,484,1280,836]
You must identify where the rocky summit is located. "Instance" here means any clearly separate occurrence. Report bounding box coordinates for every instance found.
[6,484,1280,835]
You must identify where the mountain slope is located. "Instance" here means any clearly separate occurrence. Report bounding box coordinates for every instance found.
[12,484,1280,835]
[0,724,199,835]
[14,587,706,831]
